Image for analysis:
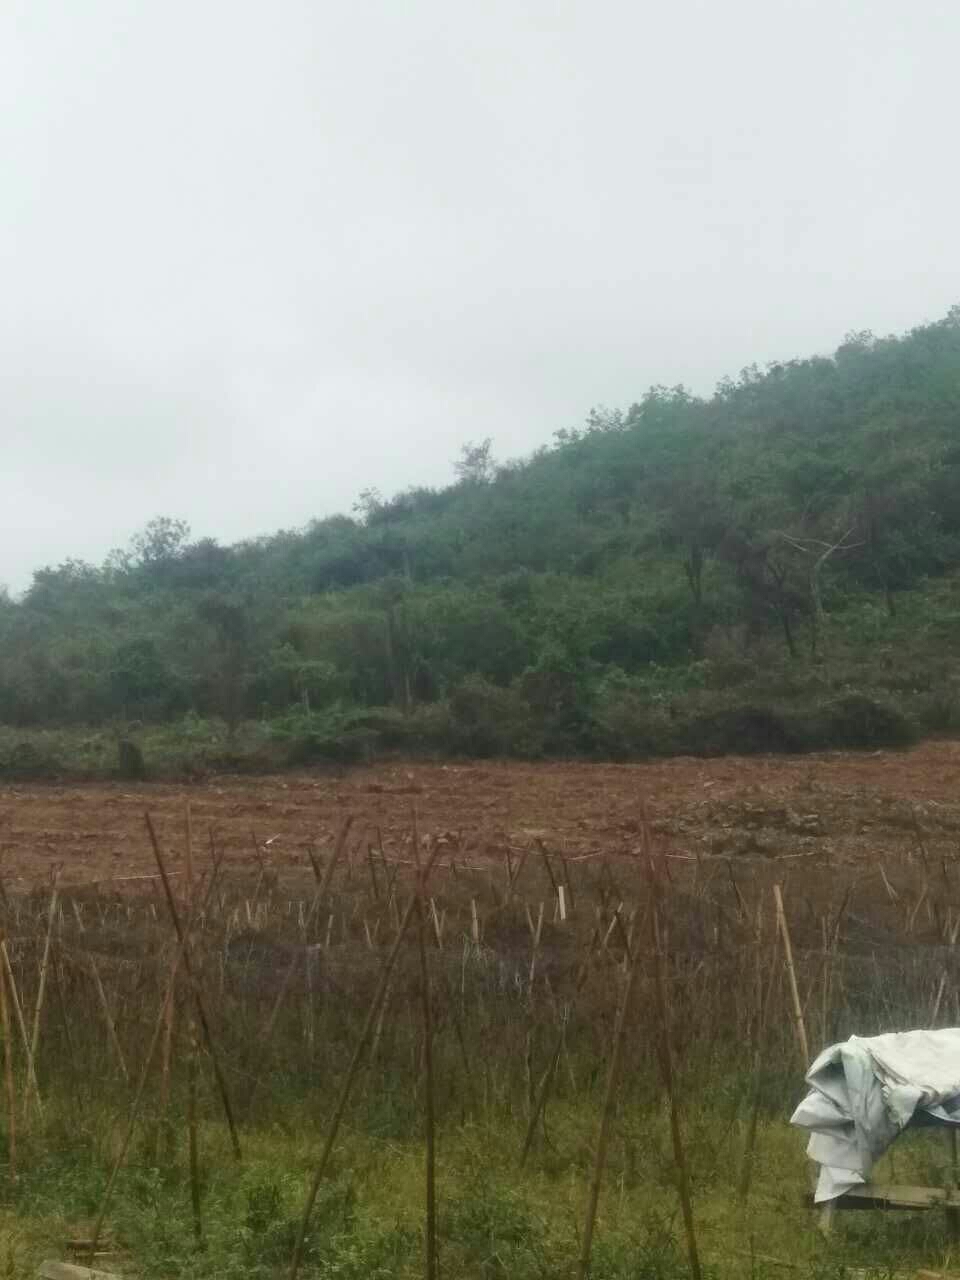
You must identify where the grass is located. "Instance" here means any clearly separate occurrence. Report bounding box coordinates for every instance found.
[1,1091,957,1279]
[0,808,956,1278]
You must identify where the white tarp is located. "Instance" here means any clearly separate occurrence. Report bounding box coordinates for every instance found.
[790,1029,960,1201]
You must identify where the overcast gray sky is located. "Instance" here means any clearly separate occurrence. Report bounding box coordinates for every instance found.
[2,0,958,592]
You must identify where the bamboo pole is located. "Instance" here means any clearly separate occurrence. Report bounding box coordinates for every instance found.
[89,946,185,1257]
[412,819,437,1280]
[520,1028,563,1167]
[185,799,194,902]
[538,842,558,895]
[187,1014,204,1250]
[246,822,351,1113]
[0,956,15,1183]
[577,920,642,1280]
[559,852,575,910]
[88,954,129,1083]
[303,816,354,935]
[529,903,544,987]
[367,846,381,900]
[156,980,176,1162]
[145,812,242,1161]
[739,925,781,1203]
[0,939,40,1114]
[369,970,395,1066]
[289,839,441,1280]
[30,870,60,1072]
[774,884,809,1066]
[648,857,702,1280]
[305,945,316,1058]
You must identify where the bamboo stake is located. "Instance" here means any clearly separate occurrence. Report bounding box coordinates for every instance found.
[156,981,176,1163]
[0,956,15,1183]
[305,945,316,1058]
[429,898,444,950]
[367,845,381,901]
[412,817,437,1280]
[520,1027,563,1167]
[246,825,350,1110]
[529,903,544,987]
[369,970,395,1066]
[648,856,702,1280]
[145,812,242,1161]
[52,950,75,1068]
[289,839,441,1280]
[931,970,948,1024]
[774,884,809,1067]
[577,919,642,1280]
[538,842,558,894]
[0,939,40,1114]
[303,817,354,935]
[268,953,303,1042]
[89,946,186,1257]
[162,867,217,1161]
[739,927,781,1203]
[88,954,128,1083]
[509,844,530,895]
[306,844,323,888]
[187,1013,204,1250]
[185,799,194,902]
[559,852,575,910]
[0,860,10,917]
[30,870,60,1072]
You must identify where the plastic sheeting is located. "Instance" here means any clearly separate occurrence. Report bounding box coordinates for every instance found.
[790,1029,960,1201]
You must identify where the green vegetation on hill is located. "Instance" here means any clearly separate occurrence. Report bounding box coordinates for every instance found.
[3,311,960,775]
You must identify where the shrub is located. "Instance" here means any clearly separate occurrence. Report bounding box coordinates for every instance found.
[447,675,541,758]
[270,705,381,765]
[0,736,62,779]
[677,705,802,756]
[913,688,960,734]
[349,703,451,754]
[588,689,677,759]
[816,693,918,749]
[117,737,146,780]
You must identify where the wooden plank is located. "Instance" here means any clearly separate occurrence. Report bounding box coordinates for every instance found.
[38,1262,126,1280]
[806,1183,960,1212]
[844,1183,960,1210]
[846,1272,960,1280]
[839,1272,950,1280]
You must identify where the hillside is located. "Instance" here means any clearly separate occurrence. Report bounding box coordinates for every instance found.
[3,310,960,776]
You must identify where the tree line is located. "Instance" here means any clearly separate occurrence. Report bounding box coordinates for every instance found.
[2,310,959,768]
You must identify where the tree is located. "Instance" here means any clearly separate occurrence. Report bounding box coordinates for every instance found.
[352,488,383,524]
[776,525,863,660]
[656,452,727,612]
[108,637,180,719]
[195,594,256,736]
[718,532,808,658]
[130,516,191,567]
[454,438,496,484]
[2,305,960,748]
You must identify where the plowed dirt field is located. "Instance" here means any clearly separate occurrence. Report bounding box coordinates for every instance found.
[1,742,958,890]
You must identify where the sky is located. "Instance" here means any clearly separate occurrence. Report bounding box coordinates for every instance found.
[2,0,958,592]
